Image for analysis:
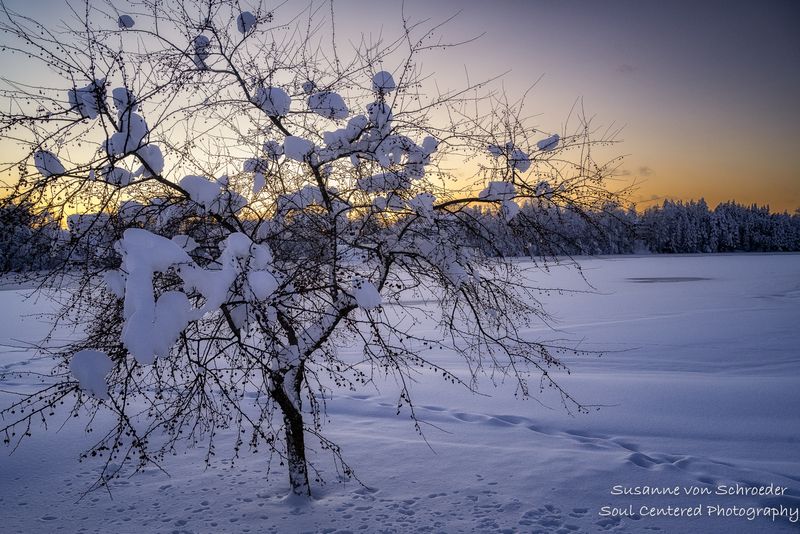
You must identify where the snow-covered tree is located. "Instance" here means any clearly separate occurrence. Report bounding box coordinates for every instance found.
[0,200,65,271]
[0,1,619,496]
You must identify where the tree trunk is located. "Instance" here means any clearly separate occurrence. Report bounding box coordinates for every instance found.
[283,404,310,496]
[272,372,311,496]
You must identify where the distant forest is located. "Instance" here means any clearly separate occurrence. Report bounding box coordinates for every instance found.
[2,198,799,272]
[467,199,800,258]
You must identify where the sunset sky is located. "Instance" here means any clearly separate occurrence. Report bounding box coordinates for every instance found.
[1,0,798,212]
[337,0,799,212]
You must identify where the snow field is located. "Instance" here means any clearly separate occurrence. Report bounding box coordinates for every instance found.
[0,254,798,533]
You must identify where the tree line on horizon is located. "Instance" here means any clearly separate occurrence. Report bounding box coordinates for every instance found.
[1,197,798,272]
[465,198,800,258]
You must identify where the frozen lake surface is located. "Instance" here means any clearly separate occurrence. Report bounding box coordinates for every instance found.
[1,253,798,533]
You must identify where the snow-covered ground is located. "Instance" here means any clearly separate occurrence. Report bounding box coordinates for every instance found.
[1,254,798,533]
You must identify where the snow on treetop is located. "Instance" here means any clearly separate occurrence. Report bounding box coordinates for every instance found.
[486,143,531,172]
[252,86,291,117]
[349,131,437,192]
[322,115,368,152]
[534,180,554,199]
[347,114,370,134]
[222,232,254,259]
[249,241,273,268]
[117,200,147,225]
[278,185,323,211]
[407,192,436,214]
[421,136,439,155]
[536,133,560,151]
[308,91,349,120]
[112,87,137,113]
[412,236,471,287]
[236,11,256,33]
[69,350,114,400]
[357,171,409,193]
[263,140,284,160]
[352,279,382,309]
[136,144,164,177]
[105,112,148,156]
[373,194,405,211]
[179,175,246,215]
[126,289,193,365]
[67,213,111,235]
[179,175,221,209]
[242,159,270,195]
[509,147,531,172]
[118,15,135,29]
[302,80,317,94]
[219,190,248,214]
[98,166,134,187]
[181,232,278,320]
[367,101,392,131]
[283,136,315,162]
[103,270,126,299]
[372,71,396,93]
[33,150,65,177]
[487,144,503,157]
[479,181,516,201]
[68,79,105,119]
[250,170,267,195]
[248,270,278,301]
[380,135,415,163]
[193,35,211,68]
[221,233,273,272]
[193,35,210,50]
[243,158,269,174]
[242,158,269,195]
[501,200,519,222]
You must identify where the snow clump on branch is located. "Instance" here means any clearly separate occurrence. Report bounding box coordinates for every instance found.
[537,133,560,151]
[33,150,65,177]
[68,79,105,119]
[69,350,114,399]
[308,91,349,120]
[252,86,291,117]
[110,229,280,365]
[192,35,211,69]
[487,142,530,172]
[479,181,516,201]
[118,15,135,29]
[372,71,396,94]
[179,175,246,215]
[236,11,256,33]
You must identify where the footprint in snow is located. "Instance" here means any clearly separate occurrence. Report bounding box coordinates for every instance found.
[596,516,622,530]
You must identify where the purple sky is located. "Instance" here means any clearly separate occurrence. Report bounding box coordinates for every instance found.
[2,0,797,211]
[337,0,799,211]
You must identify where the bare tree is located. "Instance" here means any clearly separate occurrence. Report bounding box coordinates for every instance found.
[0,0,619,496]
